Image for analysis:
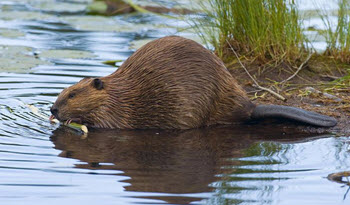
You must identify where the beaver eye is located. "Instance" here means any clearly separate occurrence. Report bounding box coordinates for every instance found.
[68,93,76,99]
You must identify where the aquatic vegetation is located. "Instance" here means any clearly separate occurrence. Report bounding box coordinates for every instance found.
[193,0,307,65]
[29,1,86,13]
[0,11,54,21]
[61,15,161,33]
[1,1,350,204]
[39,49,96,59]
[28,104,88,135]
[319,0,350,63]
[0,28,25,38]
[87,0,195,16]
[87,0,132,15]
[129,38,154,50]
[0,45,50,73]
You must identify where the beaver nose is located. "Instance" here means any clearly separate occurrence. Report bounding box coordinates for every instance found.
[50,107,58,116]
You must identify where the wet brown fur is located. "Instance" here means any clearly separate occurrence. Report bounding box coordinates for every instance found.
[52,36,255,129]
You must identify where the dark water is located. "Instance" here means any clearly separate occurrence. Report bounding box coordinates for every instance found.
[0,1,350,204]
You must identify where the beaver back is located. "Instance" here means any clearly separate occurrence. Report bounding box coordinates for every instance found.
[98,36,254,129]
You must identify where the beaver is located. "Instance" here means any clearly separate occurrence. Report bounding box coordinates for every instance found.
[50,36,337,129]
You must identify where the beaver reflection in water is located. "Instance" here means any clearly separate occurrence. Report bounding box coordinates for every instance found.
[50,36,337,129]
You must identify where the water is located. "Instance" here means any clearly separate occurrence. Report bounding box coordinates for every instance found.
[0,0,349,204]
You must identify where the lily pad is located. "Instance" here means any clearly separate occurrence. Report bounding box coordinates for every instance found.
[29,1,87,13]
[61,15,155,32]
[39,49,96,59]
[129,38,154,50]
[130,0,200,13]
[0,11,54,21]
[0,4,15,12]
[66,0,93,3]
[0,28,25,38]
[0,45,49,73]
[86,1,109,15]
[71,0,93,3]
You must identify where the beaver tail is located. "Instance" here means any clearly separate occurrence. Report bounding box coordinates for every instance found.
[251,105,337,127]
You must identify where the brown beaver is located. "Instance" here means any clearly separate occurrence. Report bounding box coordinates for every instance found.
[50,36,337,129]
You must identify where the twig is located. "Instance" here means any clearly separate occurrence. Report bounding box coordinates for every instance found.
[281,53,313,84]
[320,74,340,81]
[226,40,286,101]
[27,104,88,134]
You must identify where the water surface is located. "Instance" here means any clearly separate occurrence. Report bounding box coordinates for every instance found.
[0,1,349,204]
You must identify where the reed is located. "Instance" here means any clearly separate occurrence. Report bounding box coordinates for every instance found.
[193,0,307,65]
[319,0,350,63]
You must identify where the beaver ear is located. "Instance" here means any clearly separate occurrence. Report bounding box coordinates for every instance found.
[93,78,104,90]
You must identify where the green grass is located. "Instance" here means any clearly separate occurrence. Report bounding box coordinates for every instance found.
[319,0,350,63]
[193,0,308,65]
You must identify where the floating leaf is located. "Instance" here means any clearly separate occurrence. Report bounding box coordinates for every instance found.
[102,59,123,66]
[86,1,108,15]
[39,49,96,59]
[0,28,25,38]
[29,1,87,13]
[6,106,14,113]
[0,11,54,21]
[60,15,157,32]
[0,45,50,73]
[129,38,154,50]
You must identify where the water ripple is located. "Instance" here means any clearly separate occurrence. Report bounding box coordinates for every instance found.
[0,0,349,205]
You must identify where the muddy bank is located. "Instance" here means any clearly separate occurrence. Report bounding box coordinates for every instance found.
[227,55,350,134]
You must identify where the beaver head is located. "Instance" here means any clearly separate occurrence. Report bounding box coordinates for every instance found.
[50,77,108,127]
